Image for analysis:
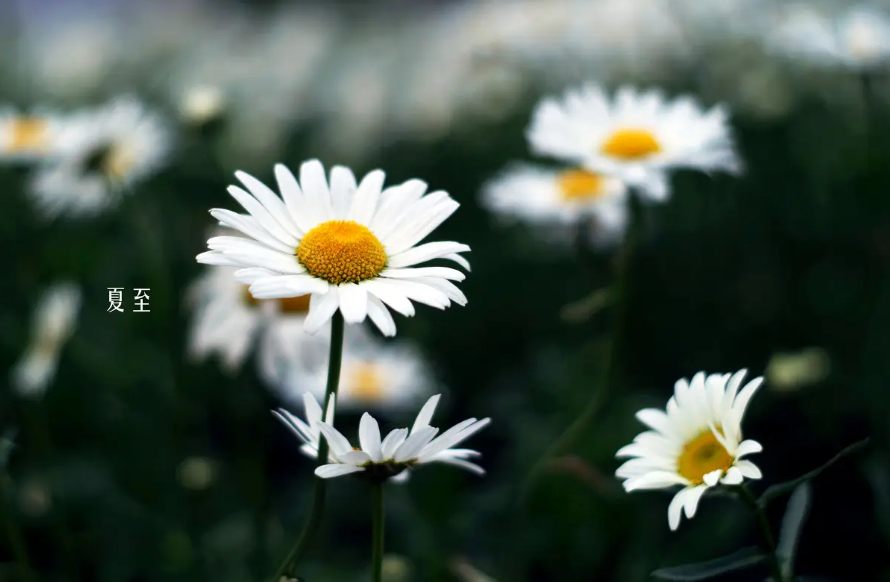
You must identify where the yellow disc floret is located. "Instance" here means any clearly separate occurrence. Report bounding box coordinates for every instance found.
[676,427,734,486]
[556,168,606,202]
[601,128,662,160]
[8,118,49,152]
[296,220,387,285]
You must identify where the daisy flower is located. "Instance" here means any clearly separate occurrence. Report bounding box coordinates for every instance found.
[273,325,436,413]
[28,96,172,219]
[768,4,890,70]
[0,108,64,161]
[196,159,470,337]
[11,282,82,398]
[615,369,764,531]
[481,164,628,246]
[273,392,336,461]
[187,265,320,384]
[314,394,490,480]
[526,84,741,201]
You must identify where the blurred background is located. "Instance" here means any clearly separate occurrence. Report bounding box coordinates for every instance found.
[2,0,890,580]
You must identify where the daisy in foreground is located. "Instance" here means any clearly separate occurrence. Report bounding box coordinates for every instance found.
[481,163,629,246]
[197,159,470,337]
[615,369,764,530]
[313,394,490,480]
[28,96,172,219]
[273,392,337,461]
[526,84,741,200]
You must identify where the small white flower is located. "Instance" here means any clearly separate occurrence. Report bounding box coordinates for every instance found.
[178,85,225,125]
[769,4,890,70]
[0,108,64,162]
[273,392,336,461]
[197,159,470,337]
[615,369,764,531]
[28,96,172,219]
[11,282,82,398]
[527,84,741,201]
[273,325,436,412]
[186,265,317,384]
[314,394,490,480]
[481,164,628,246]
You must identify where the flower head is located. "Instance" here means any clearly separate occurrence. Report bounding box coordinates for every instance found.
[313,394,490,481]
[11,282,82,398]
[28,96,172,219]
[0,108,64,162]
[615,369,764,530]
[481,163,628,246]
[197,159,470,337]
[527,84,741,201]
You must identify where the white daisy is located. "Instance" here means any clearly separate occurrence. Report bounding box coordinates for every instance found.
[272,392,336,461]
[615,369,764,531]
[526,84,742,201]
[11,282,82,398]
[0,108,64,161]
[314,394,490,480]
[768,4,890,70]
[273,324,436,412]
[481,164,628,246]
[187,265,320,384]
[28,96,172,219]
[196,159,470,337]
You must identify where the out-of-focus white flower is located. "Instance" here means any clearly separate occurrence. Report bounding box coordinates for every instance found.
[274,325,437,413]
[527,84,741,201]
[187,265,318,384]
[616,370,764,531]
[272,392,336,461]
[178,85,225,125]
[0,108,64,161]
[768,4,890,70]
[197,160,470,338]
[765,347,831,392]
[28,96,172,219]
[314,394,490,480]
[11,282,82,398]
[481,164,628,246]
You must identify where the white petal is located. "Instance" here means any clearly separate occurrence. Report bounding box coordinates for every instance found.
[316,464,365,479]
[668,489,687,530]
[720,467,744,485]
[275,163,313,234]
[329,165,357,218]
[337,283,368,324]
[703,469,723,486]
[412,394,441,433]
[235,170,301,235]
[338,450,373,466]
[300,159,334,222]
[387,242,471,269]
[734,460,762,480]
[359,413,383,462]
[635,408,675,437]
[437,456,486,475]
[623,471,688,491]
[420,418,490,459]
[381,266,466,282]
[347,169,385,225]
[381,428,409,459]
[303,392,323,429]
[683,485,708,519]
[317,422,353,457]
[734,439,763,459]
[227,185,297,247]
[394,426,439,462]
[365,293,397,337]
[362,279,416,317]
[303,289,340,334]
[246,275,328,299]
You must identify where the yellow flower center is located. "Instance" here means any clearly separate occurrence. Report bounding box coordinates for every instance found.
[8,118,49,152]
[346,362,386,402]
[676,427,734,486]
[101,145,136,180]
[600,128,662,160]
[555,168,607,202]
[296,220,387,285]
[241,287,312,314]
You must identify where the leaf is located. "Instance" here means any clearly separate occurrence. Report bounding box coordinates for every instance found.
[651,547,766,581]
[760,438,869,506]
[777,482,812,580]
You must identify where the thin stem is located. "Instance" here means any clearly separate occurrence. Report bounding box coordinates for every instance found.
[735,485,785,582]
[371,482,385,582]
[268,312,345,582]
[0,472,35,582]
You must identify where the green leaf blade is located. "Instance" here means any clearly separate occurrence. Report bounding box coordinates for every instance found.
[651,546,766,581]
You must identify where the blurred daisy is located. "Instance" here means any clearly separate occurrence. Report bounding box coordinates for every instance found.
[314,394,490,480]
[28,96,172,219]
[769,4,890,70]
[274,325,436,413]
[481,164,628,245]
[178,84,225,126]
[197,159,470,337]
[273,392,336,461]
[187,265,319,383]
[527,84,741,200]
[11,282,82,398]
[615,369,764,530]
[0,108,63,161]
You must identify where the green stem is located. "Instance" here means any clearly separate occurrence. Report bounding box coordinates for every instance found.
[0,472,35,582]
[518,202,640,506]
[371,482,385,582]
[736,485,785,582]
[268,312,345,582]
